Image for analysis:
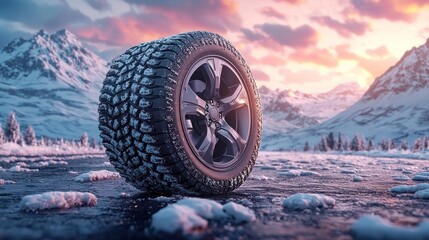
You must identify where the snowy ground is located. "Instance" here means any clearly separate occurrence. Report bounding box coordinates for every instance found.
[1,151,429,239]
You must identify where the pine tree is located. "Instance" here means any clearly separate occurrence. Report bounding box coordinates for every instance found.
[414,138,422,151]
[400,139,409,151]
[90,138,97,149]
[351,134,359,151]
[24,125,37,146]
[80,132,89,148]
[337,133,344,151]
[39,137,46,146]
[320,135,330,152]
[343,136,351,151]
[0,124,4,145]
[6,111,21,143]
[423,136,429,150]
[390,139,396,149]
[303,142,311,152]
[327,132,336,151]
[314,144,320,152]
[368,139,375,151]
[360,135,367,151]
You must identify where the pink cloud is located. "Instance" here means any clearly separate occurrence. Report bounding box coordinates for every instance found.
[350,0,429,22]
[312,16,370,37]
[289,48,338,67]
[252,69,270,81]
[259,7,286,20]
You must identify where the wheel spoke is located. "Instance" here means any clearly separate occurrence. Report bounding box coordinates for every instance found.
[217,119,246,155]
[182,84,206,116]
[203,58,223,99]
[219,84,247,114]
[195,127,217,164]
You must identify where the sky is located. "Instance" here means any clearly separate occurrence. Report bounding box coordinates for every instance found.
[0,0,429,93]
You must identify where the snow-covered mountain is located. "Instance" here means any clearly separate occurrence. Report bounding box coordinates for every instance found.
[263,38,429,150]
[0,29,108,139]
[259,83,365,138]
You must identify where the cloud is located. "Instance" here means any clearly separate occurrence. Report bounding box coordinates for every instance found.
[256,23,318,48]
[259,7,286,20]
[312,16,370,37]
[76,0,241,46]
[350,0,429,22]
[366,46,389,58]
[0,0,91,31]
[252,69,270,82]
[85,0,111,11]
[289,48,338,67]
[335,44,360,59]
[274,0,304,4]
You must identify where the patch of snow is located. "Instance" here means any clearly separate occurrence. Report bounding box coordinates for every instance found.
[390,183,429,193]
[414,189,429,199]
[8,165,39,172]
[0,143,104,159]
[20,191,97,211]
[353,176,363,182]
[223,202,256,223]
[151,204,208,234]
[119,192,130,198]
[248,174,274,181]
[74,170,120,182]
[299,171,319,176]
[351,215,429,240]
[341,169,357,174]
[176,198,227,220]
[150,198,255,235]
[282,193,335,210]
[0,179,16,185]
[68,171,78,174]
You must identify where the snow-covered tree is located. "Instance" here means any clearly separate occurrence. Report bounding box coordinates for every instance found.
[303,142,311,152]
[80,132,89,148]
[24,125,37,146]
[351,134,365,151]
[39,137,46,146]
[0,124,4,145]
[343,136,351,151]
[400,139,409,151]
[423,136,429,151]
[327,132,336,151]
[413,138,422,151]
[314,144,320,152]
[6,111,21,143]
[90,138,97,149]
[390,139,396,149]
[368,139,375,151]
[320,135,330,152]
[337,133,344,151]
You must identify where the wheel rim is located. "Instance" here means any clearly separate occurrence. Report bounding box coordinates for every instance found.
[180,55,251,171]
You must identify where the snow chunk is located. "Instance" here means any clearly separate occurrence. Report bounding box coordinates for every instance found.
[282,193,335,210]
[150,198,255,234]
[249,174,274,181]
[390,183,429,193]
[8,165,38,172]
[151,204,208,234]
[20,191,97,211]
[351,215,429,240]
[353,176,364,182]
[0,179,16,185]
[223,202,256,223]
[176,198,227,220]
[415,189,429,199]
[74,170,120,182]
[392,175,410,181]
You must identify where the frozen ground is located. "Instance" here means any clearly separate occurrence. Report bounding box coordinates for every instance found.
[1,152,429,239]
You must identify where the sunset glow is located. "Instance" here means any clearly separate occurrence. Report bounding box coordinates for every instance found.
[1,0,429,92]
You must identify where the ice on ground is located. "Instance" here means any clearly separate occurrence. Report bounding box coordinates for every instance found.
[392,175,410,181]
[412,172,429,181]
[341,169,357,174]
[8,165,39,172]
[299,171,319,176]
[223,202,256,223]
[248,174,274,181]
[20,191,97,211]
[390,183,429,193]
[277,169,319,177]
[0,179,16,185]
[150,198,255,234]
[414,189,429,199]
[0,142,104,158]
[74,170,120,182]
[351,215,429,240]
[282,193,335,210]
[0,166,5,172]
